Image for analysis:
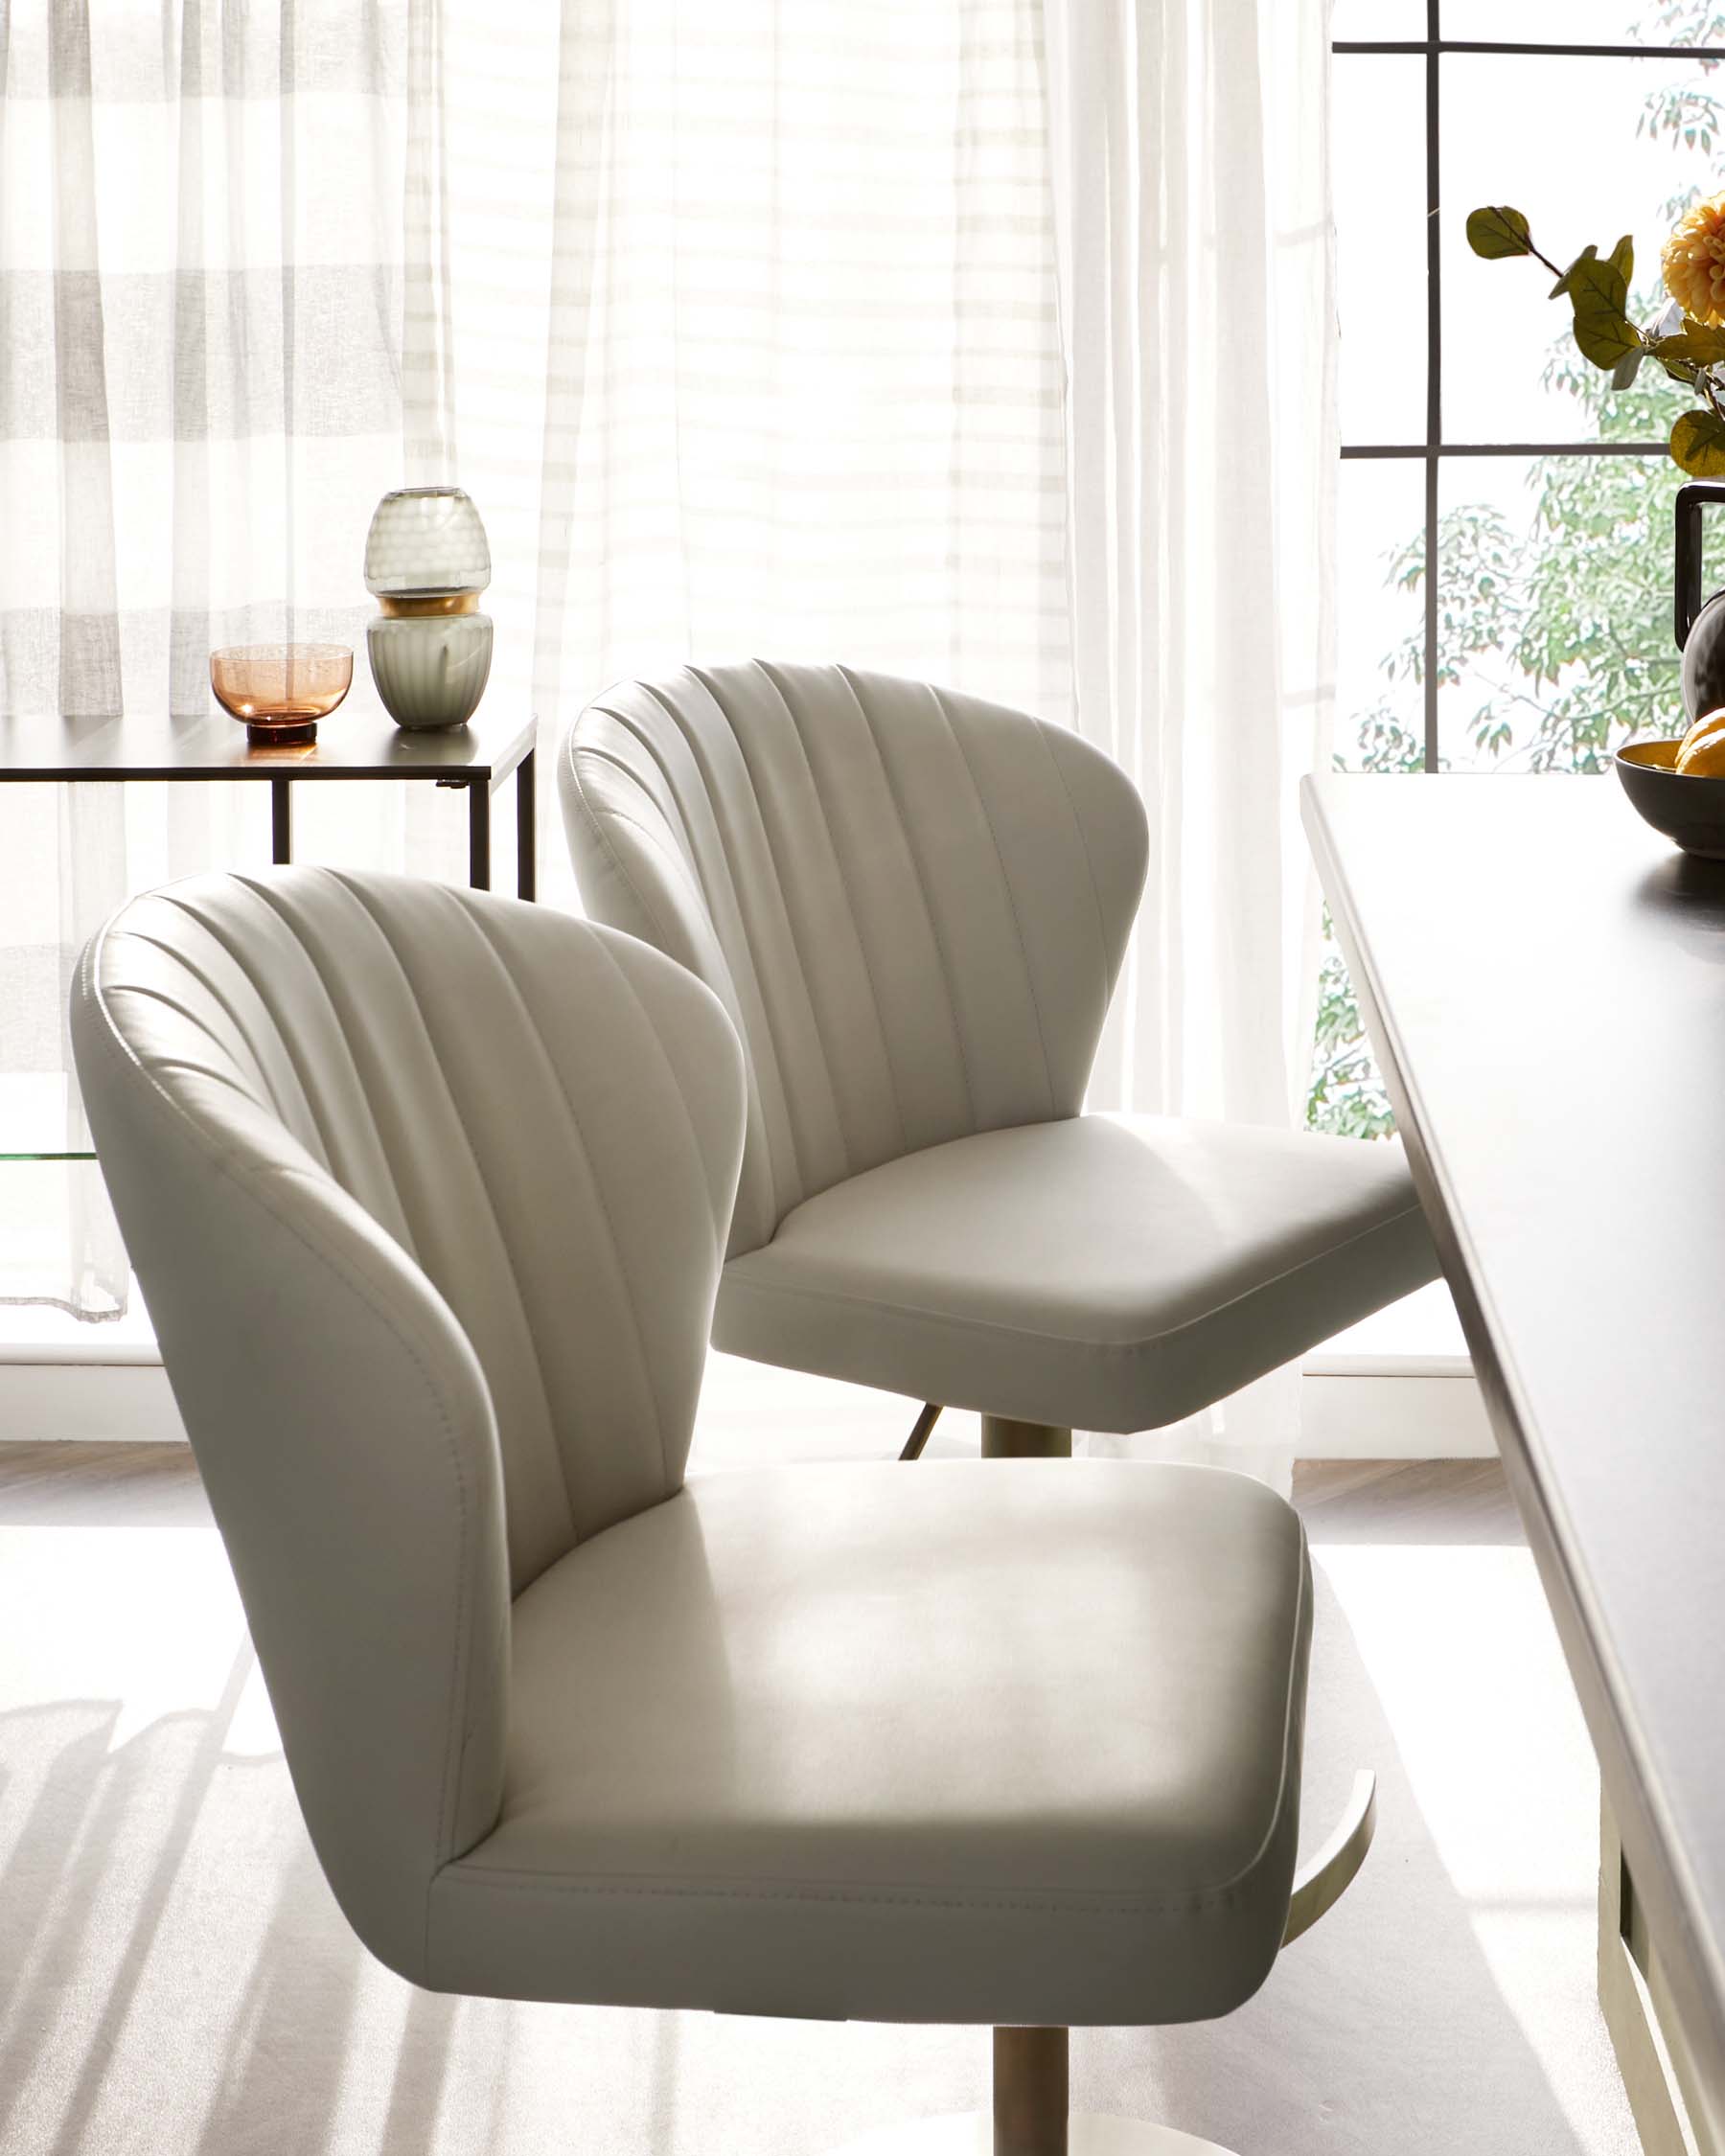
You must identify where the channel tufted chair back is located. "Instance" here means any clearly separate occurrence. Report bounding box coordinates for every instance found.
[563,661,1150,1255]
[70,868,746,1974]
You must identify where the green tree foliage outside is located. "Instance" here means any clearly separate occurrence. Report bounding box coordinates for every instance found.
[1307,6,1725,1137]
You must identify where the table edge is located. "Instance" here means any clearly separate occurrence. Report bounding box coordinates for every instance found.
[0,715,538,788]
[1300,771,1725,2142]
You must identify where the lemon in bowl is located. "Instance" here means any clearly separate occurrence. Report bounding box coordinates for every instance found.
[1618,722,1725,860]
[1676,708,1725,775]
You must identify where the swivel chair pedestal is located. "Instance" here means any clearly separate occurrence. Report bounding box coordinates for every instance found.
[832,2029,1232,2152]
[981,1418,1071,1460]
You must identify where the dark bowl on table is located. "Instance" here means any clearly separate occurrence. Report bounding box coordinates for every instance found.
[1616,738,1725,861]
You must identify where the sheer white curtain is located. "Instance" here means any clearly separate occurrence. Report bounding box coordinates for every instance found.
[1043,0,1339,1484]
[0,0,464,1317]
[522,0,1071,768]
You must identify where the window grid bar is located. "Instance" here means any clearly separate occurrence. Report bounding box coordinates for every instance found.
[1335,7,1718,773]
[1423,0,1441,772]
[1334,41,1724,59]
[1344,442,1671,457]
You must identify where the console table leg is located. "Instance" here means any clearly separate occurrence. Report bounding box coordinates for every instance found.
[517,748,536,901]
[1600,1791,1716,2156]
[271,779,291,864]
[468,778,492,890]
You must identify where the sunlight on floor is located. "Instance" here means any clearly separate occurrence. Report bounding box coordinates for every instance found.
[0,1426,1640,2156]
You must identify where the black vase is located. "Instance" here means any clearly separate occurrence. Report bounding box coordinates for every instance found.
[1676,481,1725,719]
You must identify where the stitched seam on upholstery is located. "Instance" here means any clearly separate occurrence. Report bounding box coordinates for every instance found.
[580,798,722,922]
[725,1196,1430,1354]
[932,683,1057,1118]
[434,1847,1279,1916]
[76,922,485,1979]
[130,1048,293,1112]
[120,925,326,1140]
[96,982,282,1104]
[152,888,380,1209]
[835,664,979,1133]
[571,791,773,1180]
[638,678,815,1206]
[693,664,855,1181]
[1036,723,1113,967]
[564,739,682,958]
[1033,721,1121,1067]
[573,725,721,921]
[755,659,910,1162]
[573,720,780,1250]
[152,885,427,1265]
[623,685,807,1221]
[463,905,679,1495]
[330,876,576,1557]
[577,927,733,1273]
[440,1876,1256,1916]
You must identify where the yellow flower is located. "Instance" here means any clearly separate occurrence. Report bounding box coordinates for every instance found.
[1664,194,1725,326]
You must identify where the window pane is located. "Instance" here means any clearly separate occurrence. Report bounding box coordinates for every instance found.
[1431,449,1723,769]
[1440,1,1724,42]
[1333,0,1427,36]
[1442,50,1725,442]
[1336,57,1427,444]
[1316,384,1433,1149]
[1314,455,1419,1136]
[1336,459,1428,770]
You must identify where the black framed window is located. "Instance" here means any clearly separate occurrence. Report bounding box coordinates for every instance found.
[1331,1,1725,778]
[1311,3,1725,1135]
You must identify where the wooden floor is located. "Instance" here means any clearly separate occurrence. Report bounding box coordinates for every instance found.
[0,1438,209,1525]
[1292,1456,1523,1542]
[0,1439,1522,1541]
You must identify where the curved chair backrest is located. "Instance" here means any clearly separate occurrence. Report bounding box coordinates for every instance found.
[70,868,745,1982]
[562,661,1149,1255]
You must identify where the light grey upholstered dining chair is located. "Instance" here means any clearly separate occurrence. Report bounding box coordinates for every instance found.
[71,866,1375,2156]
[561,660,1439,1460]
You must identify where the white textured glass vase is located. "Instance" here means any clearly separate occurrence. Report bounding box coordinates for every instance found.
[366,613,494,731]
[363,486,494,727]
[363,487,491,597]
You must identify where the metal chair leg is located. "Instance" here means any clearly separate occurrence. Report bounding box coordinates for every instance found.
[901,1404,943,1460]
[820,2024,1245,2151]
[993,2027,1069,2155]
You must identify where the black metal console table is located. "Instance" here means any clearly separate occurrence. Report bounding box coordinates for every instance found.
[0,682,538,898]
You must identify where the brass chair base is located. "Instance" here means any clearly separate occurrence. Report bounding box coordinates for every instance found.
[823,2115,1242,2154]
[827,2039,1235,2156]
[980,1416,1072,1459]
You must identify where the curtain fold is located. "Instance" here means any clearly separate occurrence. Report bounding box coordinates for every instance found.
[1043,0,1339,1484]
[0,1,434,1316]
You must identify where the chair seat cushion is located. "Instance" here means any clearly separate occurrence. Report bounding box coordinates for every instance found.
[714,1114,1437,1433]
[427,1459,1311,2027]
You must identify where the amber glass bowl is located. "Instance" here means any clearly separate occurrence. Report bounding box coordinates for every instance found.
[210,643,353,744]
